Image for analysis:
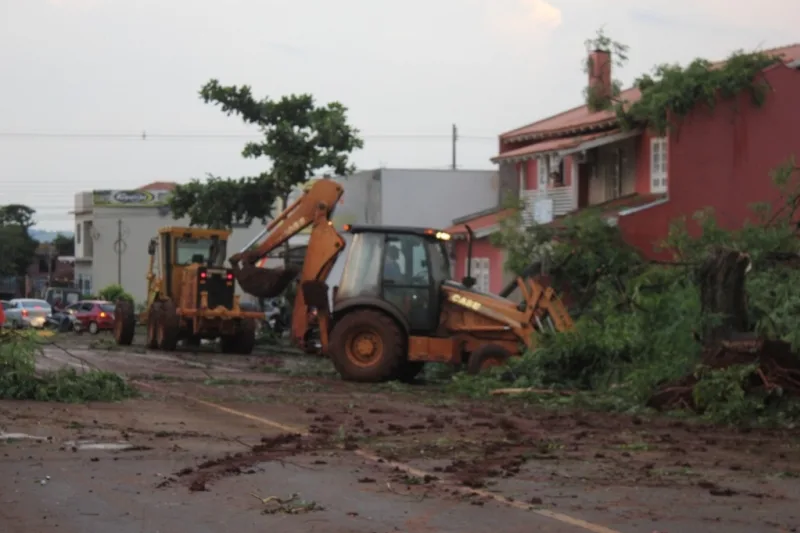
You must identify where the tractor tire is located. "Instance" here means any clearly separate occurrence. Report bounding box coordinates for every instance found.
[113,300,136,345]
[184,335,201,348]
[466,344,512,375]
[220,334,238,354]
[235,318,257,355]
[396,361,425,383]
[156,300,180,351]
[146,302,162,349]
[329,310,405,383]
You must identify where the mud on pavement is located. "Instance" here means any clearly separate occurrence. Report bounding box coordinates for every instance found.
[1,334,800,532]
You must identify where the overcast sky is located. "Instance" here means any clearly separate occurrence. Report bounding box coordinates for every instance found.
[1,0,798,229]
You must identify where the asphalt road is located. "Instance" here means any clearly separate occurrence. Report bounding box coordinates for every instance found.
[0,333,798,533]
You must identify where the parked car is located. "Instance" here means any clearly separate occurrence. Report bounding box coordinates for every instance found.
[0,300,8,328]
[65,300,116,334]
[3,298,52,329]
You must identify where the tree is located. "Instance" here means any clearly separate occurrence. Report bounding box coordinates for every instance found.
[52,233,75,256]
[0,204,38,277]
[0,204,35,228]
[169,80,364,228]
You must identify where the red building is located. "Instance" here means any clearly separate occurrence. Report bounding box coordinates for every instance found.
[446,44,800,293]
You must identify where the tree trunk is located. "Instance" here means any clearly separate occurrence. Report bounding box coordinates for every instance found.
[696,248,750,346]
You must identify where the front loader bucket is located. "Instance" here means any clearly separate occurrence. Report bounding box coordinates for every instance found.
[231,262,300,299]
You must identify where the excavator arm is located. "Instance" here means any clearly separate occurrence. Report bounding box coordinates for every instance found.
[229,178,346,347]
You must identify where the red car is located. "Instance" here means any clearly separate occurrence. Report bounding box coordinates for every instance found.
[66,300,116,334]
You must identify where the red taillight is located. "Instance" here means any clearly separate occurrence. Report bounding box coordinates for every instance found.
[21,309,28,317]
[200,272,207,279]
[99,312,106,318]
[226,273,234,280]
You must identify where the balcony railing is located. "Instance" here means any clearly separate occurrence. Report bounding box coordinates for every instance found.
[521,186,576,225]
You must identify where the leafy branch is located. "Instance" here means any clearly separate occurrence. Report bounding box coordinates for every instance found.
[169,81,363,228]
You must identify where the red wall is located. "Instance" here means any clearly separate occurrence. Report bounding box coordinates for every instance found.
[619,64,800,259]
[517,156,574,190]
[452,237,506,293]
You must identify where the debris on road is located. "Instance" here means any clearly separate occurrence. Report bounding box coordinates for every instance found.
[251,492,324,515]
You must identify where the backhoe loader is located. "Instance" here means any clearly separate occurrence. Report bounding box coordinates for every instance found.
[229,178,573,382]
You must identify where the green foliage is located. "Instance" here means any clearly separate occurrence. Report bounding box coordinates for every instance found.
[52,233,75,256]
[0,204,39,277]
[622,51,779,135]
[169,80,363,228]
[0,204,36,228]
[583,28,780,134]
[98,284,134,303]
[0,331,136,402]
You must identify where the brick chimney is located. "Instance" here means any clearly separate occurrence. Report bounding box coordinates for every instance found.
[587,49,612,110]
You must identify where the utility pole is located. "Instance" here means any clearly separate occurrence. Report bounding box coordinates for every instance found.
[47,243,53,294]
[113,219,128,285]
[451,124,458,170]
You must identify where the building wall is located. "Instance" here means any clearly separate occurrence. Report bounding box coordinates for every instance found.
[380,169,497,229]
[85,207,264,303]
[618,64,800,259]
[451,237,506,294]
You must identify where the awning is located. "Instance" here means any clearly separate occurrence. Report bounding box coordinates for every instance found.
[492,128,642,163]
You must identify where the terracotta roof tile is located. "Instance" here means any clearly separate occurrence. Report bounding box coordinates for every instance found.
[445,193,667,236]
[492,130,618,162]
[138,181,177,191]
[444,208,514,235]
[501,43,800,143]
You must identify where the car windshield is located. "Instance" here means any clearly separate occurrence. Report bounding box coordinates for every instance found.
[100,304,115,313]
[21,300,49,309]
[176,237,227,266]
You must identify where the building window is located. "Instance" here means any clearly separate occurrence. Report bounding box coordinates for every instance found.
[650,137,668,193]
[76,224,81,244]
[518,162,527,193]
[464,257,490,293]
[77,274,92,295]
[537,156,549,189]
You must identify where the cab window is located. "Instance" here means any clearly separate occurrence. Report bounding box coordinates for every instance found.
[175,237,226,266]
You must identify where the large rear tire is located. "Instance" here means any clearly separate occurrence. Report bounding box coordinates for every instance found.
[466,344,512,375]
[235,318,256,355]
[156,300,180,351]
[113,300,136,346]
[146,302,162,349]
[329,310,405,383]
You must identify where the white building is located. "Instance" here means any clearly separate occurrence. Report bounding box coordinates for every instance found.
[71,181,264,304]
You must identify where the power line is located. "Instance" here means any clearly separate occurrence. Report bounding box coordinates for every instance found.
[0,130,495,141]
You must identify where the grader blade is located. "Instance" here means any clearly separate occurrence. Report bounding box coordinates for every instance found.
[231,262,300,299]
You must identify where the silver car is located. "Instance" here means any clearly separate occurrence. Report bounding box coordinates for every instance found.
[4,298,52,329]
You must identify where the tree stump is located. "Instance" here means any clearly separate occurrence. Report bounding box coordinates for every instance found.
[696,248,751,347]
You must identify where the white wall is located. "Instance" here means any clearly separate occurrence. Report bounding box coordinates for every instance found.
[380,169,497,229]
[87,207,264,304]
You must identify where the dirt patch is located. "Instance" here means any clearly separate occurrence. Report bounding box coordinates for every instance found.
[165,432,332,492]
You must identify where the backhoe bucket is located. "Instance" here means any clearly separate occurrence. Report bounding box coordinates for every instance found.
[231,262,301,299]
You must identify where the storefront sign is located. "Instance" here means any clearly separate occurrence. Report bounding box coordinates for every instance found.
[92,189,172,207]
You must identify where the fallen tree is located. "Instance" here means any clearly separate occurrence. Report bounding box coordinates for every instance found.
[0,330,136,403]
[462,157,800,426]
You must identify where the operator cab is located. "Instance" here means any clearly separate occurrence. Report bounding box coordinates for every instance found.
[335,225,452,334]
